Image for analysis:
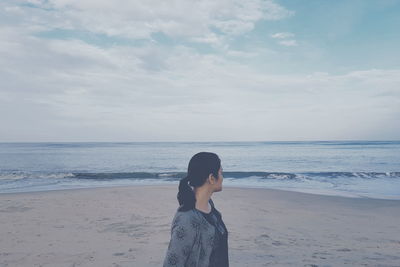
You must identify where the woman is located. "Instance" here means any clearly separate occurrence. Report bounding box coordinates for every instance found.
[163,152,229,267]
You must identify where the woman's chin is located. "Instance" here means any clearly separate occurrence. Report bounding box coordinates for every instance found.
[214,187,223,192]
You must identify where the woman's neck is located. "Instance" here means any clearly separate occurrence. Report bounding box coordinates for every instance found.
[194,187,212,213]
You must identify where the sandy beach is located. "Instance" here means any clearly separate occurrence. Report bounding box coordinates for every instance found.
[1,185,399,267]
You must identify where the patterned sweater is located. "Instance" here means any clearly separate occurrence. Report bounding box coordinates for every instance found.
[163,199,228,267]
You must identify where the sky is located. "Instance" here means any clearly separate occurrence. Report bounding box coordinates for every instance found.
[0,0,399,142]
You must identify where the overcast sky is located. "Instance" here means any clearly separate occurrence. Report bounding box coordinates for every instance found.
[1,0,399,142]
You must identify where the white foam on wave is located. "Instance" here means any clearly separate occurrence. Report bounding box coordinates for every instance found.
[0,172,75,180]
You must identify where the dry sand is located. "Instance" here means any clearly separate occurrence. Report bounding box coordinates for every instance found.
[1,185,399,267]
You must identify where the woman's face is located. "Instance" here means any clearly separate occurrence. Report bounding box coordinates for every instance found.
[214,166,224,192]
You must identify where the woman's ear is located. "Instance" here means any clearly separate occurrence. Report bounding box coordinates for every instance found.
[208,173,215,184]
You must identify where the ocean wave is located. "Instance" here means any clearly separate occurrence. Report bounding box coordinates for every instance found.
[0,171,399,181]
[0,172,75,180]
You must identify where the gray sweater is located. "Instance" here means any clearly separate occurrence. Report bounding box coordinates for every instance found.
[163,199,223,267]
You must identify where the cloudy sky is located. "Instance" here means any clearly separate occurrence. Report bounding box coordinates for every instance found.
[1,0,399,142]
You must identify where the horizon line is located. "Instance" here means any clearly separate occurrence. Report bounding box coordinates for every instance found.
[0,140,399,143]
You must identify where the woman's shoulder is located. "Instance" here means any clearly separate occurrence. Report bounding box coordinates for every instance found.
[175,208,196,216]
[173,208,197,222]
[172,209,203,231]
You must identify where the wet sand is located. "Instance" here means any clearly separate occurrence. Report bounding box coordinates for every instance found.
[1,185,399,266]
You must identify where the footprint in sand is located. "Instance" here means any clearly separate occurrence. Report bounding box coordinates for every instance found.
[113,252,125,256]
[254,234,286,248]
[98,221,147,238]
[336,248,351,252]
[312,251,331,259]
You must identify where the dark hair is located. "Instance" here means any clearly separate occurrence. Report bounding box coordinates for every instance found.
[177,152,221,212]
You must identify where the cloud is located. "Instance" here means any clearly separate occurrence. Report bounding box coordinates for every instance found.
[1,27,399,141]
[278,39,298,46]
[271,32,298,47]
[6,0,293,42]
[190,32,225,47]
[271,32,294,39]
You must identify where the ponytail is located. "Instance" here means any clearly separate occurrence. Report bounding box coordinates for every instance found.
[177,176,196,211]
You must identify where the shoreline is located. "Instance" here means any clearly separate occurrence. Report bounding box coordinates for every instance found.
[1,185,400,266]
[1,183,399,201]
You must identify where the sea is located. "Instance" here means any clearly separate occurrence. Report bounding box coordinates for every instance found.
[0,141,399,199]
